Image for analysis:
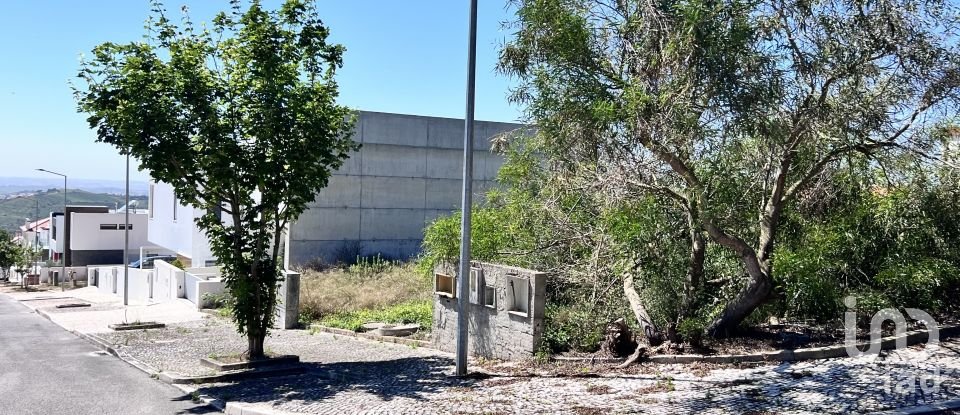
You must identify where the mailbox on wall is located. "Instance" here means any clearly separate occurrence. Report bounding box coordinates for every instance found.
[435,273,455,298]
[432,261,547,361]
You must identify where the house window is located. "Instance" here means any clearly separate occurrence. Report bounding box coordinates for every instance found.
[148,184,154,218]
[122,224,133,230]
[99,224,118,230]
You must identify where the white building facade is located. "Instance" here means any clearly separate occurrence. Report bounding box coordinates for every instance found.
[147,181,215,267]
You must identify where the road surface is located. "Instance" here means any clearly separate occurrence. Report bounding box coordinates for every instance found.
[0,293,219,415]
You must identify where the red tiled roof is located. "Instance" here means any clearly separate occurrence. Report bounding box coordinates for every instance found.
[19,217,51,232]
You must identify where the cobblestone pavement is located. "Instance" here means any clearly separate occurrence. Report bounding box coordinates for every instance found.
[97,317,960,414]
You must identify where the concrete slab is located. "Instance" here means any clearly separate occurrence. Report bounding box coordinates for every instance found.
[311,175,362,208]
[425,178,464,210]
[360,176,426,209]
[360,111,429,147]
[424,148,486,180]
[359,208,427,240]
[360,144,427,177]
[291,207,361,240]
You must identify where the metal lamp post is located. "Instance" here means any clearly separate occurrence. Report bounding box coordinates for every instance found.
[455,0,479,377]
[123,152,130,306]
[36,168,66,289]
[34,198,39,275]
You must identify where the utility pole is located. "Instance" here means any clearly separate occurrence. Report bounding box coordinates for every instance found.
[124,151,130,306]
[37,168,66,289]
[34,198,39,276]
[455,0,479,377]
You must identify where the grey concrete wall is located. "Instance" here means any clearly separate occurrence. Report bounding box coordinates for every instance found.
[431,262,547,361]
[287,111,523,265]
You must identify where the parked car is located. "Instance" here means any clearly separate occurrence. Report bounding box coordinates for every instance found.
[129,255,177,269]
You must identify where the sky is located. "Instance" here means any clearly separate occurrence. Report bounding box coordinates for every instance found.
[0,1,522,181]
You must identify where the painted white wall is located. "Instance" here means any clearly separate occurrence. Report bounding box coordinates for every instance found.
[51,215,64,254]
[147,181,198,259]
[69,212,149,251]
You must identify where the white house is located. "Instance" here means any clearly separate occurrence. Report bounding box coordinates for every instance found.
[17,217,51,260]
[48,205,149,266]
[147,181,216,268]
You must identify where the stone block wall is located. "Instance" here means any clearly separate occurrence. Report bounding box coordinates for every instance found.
[432,261,547,361]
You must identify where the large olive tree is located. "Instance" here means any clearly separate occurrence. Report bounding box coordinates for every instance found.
[500,0,960,337]
[75,0,357,358]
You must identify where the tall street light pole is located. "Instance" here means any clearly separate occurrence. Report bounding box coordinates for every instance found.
[123,152,130,306]
[456,0,479,377]
[37,168,66,289]
[34,198,39,276]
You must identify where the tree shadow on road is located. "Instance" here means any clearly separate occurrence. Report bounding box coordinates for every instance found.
[169,393,226,414]
[195,356,475,409]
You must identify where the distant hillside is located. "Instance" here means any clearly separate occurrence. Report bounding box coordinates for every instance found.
[0,177,149,196]
[0,188,149,233]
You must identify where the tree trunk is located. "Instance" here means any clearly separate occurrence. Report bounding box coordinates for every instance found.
[247,323,266,359]
[702,221,775,337]
[623,269,661,345]
[705,255,774,337]
[679,209,705,323]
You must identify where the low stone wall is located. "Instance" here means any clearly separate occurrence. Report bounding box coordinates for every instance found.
[432,262,546,360]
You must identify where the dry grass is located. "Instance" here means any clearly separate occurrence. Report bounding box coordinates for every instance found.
[298,262,431,322]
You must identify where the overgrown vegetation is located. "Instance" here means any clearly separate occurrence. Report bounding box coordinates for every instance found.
[299,259,432,331]
[420,0,960,354]
[319,300,432,332]
[423,131,960,354]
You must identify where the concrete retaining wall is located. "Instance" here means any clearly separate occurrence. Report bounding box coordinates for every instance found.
[88,265,154,303]
[183,268,225,310]
[125,268,154,303]
[287,111,525,266]
[432,262,547,360]
[38,266,88,284]
[152,260,184,302]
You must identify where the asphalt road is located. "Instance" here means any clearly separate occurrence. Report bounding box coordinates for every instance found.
[0,294,219,415]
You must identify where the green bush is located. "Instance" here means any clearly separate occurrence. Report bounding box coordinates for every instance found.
[541,303,606,353]
[319,299,432,332]
[875,259,960,312]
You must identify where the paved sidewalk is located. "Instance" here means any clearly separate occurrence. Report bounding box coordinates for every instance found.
[6,285,208,334]
[7,282,957,414]
[91,315,960,414]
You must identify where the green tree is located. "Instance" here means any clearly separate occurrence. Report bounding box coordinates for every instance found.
[499,0,960,337]
[75,0,357,358]
[0,230,18,280]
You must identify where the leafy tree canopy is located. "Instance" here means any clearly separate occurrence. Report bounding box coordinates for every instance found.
[75,0,357,357]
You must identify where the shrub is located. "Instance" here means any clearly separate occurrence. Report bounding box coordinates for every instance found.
[170,258,185,270]
[541,303,606,353]
[875,259,960,312]
[319,300,432,332]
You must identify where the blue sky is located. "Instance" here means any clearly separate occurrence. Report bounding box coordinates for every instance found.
[0,1,521,181]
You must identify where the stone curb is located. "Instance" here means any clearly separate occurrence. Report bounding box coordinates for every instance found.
[310,324,431,349]
[158,365,306,385]
[224,402,293,415]
[872,397,960,414]
[552,325,960,365]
